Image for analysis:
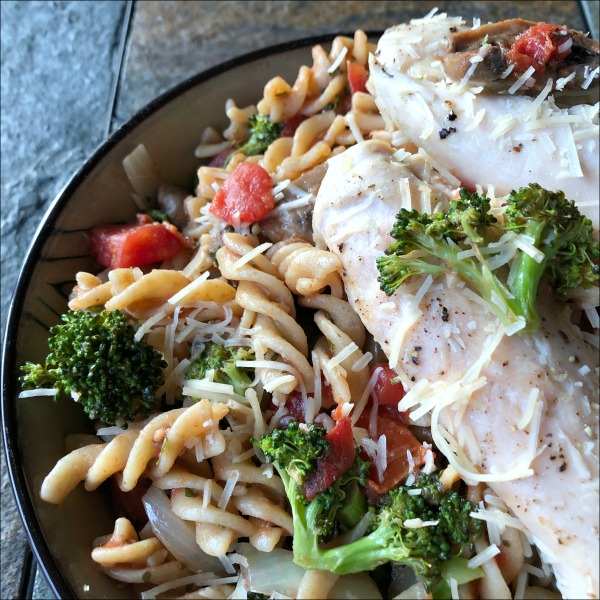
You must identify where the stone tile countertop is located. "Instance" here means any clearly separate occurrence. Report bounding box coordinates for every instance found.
[1,1,597,598]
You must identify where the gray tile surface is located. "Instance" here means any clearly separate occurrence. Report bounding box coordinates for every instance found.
[1,2,127,598]
[1,1,594,599]
[114,0,589,127]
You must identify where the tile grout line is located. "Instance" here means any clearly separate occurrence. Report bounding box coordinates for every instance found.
[105,0,136,137]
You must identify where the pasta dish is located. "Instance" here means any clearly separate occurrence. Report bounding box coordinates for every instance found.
[19,10,599,600]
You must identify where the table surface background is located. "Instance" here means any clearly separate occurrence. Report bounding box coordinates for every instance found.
[1,1,597,598]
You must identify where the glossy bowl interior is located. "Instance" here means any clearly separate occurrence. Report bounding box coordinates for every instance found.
[1,35,352,599]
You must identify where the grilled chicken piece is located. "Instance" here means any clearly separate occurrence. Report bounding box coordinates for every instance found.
[368,46,600,232]
[442,19,599,99]
[313,140,599,599]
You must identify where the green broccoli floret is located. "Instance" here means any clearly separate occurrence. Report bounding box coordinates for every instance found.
[503,184,600,329]
[254,423,482,592]
[255,420,368,538]
[377,184,599,333]
[225,114,283,166]
[19,309,166,425]
[184,341,255,395]
[256,419,329,484]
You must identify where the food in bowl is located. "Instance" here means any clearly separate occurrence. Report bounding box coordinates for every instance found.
[16,9,599,600]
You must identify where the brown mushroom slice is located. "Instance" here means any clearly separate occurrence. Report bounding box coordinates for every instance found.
[441,18,599,103]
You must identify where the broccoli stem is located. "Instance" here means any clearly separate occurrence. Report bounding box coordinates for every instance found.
[337,482,368,531]
[385,233,524,331]
[507,219,548,332]
[222,362,253,396]
[295,518,420,575]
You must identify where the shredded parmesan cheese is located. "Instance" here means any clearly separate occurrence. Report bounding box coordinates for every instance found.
[508,66,536,94]
[345,112,364,143]
[327,46,348,74]
[19,388,59,398]
[467,543,500,569]
[328,342,359,369]
[230,242,273,270]
[217,469,240,509]
[470,508,526,531]
[517,388,540,429]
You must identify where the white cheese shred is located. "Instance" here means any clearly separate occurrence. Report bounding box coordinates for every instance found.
[230,242,273,271]
[167,272,210,305]
[507,66,536,94]
[327,46,348,74]
[217,469,240,509]
[467,544,501,569]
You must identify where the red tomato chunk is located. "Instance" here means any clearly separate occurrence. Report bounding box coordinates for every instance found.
[89,215,188,270]
[371,364,408,410]
[347,61,369,95]
[304,417,356,500]
[356,402,427,496]
[209,161,275,225]
[508,23,572,73]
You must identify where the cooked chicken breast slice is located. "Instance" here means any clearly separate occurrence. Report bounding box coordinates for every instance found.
[369,25,600,233]
[313,140,599,599]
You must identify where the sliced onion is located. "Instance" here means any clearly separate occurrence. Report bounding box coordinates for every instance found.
[142,485,225,575]
[122,144,161,205]
[236,542,382,599]
[236,543,305,597]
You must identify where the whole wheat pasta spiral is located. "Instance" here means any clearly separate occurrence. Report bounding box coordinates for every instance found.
[92,518,165,568]
[222,99,257,143]
[216,232,314,398]
[257,65,312,123]
[91,518,190,585]
[301,295,370,412]
[266,238,344,297]
[216,233,295,310]
[41,401,228,503]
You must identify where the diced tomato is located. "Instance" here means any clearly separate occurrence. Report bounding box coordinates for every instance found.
[277,378,336,426]
[284,391,307,423]
[356,404,428,496]
[304,417,356,500]
[89,215,189,270]
[209,161,275,225]
[208,147,233,168]
[371,364,408,411]
[111,477,151,529]
[508,23,572,73]
[280,114,307,137]
[347,61,369,95]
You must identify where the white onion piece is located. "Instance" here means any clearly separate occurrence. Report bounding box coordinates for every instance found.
[122,143,161,204]
[237,543,305,597]
[142,486,225,575]
[236,543,382,598]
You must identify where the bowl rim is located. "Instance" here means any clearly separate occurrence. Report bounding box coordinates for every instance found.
[1,31,382,598]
